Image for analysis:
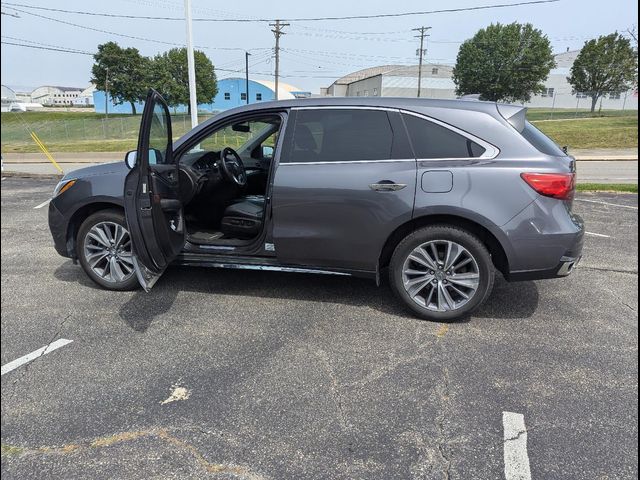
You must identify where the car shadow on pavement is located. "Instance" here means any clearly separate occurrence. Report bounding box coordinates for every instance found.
[53,262,539,330]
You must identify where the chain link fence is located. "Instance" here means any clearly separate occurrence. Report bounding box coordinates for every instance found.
[1,113,215,153]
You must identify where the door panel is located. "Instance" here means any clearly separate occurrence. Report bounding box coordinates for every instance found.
[124,89,184,290]
[272,161,416,271]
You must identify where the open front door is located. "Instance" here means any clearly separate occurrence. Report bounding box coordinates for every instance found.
[124,89,184,291]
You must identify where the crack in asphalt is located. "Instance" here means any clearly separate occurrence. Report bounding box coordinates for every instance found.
[503,428,527,443]
[6,313,73,403]
[315,348,351,433]
[1,427,267,479]
[580,265,639,275]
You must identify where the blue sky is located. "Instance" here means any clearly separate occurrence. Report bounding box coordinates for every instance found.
[1,0,637,93]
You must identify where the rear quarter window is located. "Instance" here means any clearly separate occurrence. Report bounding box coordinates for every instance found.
[402,113,486,159]
[521,121,567,157]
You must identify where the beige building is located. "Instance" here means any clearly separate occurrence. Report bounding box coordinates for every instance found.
[322,51,638,110]
[30,85,84,106]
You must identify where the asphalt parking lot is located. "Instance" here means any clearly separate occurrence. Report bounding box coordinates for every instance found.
[1,176,638,480]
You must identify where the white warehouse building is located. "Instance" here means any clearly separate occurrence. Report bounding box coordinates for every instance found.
[322,51,638,110]
[30,85,84,106]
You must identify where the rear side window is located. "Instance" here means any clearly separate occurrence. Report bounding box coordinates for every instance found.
[521,121,567,157]
[402,113,486,159]
[289,109,393,162]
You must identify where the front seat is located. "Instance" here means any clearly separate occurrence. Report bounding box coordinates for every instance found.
[220,196,265,239]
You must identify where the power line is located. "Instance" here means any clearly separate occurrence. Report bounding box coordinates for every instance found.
[1,0,561,22]
[2,6,267,51]
[1,40,93,55]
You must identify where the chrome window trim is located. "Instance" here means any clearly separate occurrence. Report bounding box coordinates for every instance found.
[291,105,399,113]
[281,158,416,166]
[400,109,500,160]
[283,105,500,165]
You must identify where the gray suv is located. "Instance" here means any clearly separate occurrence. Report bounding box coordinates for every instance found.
[48,90,584,321]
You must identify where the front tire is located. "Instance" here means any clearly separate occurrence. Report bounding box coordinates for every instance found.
[76,210,139,291]
[389,225,495,321]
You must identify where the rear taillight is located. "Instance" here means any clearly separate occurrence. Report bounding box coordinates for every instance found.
[521,172,576,200]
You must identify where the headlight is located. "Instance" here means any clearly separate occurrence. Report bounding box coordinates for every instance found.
[53,179,77,197]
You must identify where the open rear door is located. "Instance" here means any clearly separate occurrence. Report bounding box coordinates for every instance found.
[124,89,184,291]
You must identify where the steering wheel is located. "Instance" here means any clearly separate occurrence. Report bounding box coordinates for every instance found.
[220,147,247,187]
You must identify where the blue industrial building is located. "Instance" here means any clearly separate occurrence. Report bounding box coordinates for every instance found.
[94,78,310,114]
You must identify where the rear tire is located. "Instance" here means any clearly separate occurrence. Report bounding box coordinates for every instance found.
[76,209,139,291]
[389,225,495,322]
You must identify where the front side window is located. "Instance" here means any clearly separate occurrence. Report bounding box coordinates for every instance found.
[148,102,171,164]
[402,114,486,159]
[183,115,282,165]
[288,109,394,163]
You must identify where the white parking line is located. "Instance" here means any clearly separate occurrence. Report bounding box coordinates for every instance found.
[1,339,73,376]
[575,198,638,210]
[503,411,532,480]
[34,199,51,209]
[585,231,612,238]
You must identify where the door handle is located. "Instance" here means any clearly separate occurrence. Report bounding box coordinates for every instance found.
[369,182,407,192]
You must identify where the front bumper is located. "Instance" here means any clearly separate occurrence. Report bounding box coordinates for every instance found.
[48,200,70,258]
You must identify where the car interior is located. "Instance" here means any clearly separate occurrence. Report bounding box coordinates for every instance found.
[176,114,282,245]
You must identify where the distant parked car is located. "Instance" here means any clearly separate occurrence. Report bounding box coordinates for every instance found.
[48,90,584,321]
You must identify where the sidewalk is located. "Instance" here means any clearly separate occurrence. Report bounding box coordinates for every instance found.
[569,148,638,161]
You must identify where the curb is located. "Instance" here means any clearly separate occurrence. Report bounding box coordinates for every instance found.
[574,157,638,162]
[2,171,63,180]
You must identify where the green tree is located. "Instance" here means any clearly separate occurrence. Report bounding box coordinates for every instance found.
[91,42,150,114]
[568,33,637,111]
[453,22,556,103]
[151,48,217,113]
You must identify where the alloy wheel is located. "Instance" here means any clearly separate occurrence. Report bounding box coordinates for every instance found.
[83,221,135,284]
[402,240,480,312]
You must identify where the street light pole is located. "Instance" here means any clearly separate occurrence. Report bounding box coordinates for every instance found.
[245,51,251,105]
[105,66,109,118]
[184,0,198,128]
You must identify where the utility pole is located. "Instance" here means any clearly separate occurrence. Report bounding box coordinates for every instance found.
[269,19,289,100]
[413,26,431,98]
[245,51,251,105]
[184,0,198,128]
[105,67,109,118]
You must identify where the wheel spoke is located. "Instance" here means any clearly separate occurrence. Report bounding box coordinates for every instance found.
[88,251,109,268]
[406,276,435,298]
[88,230,110,247]
[109,257,125,282]
[441,284,456,310]
[447,273,480,289]
[118,252,135,266]
[448,283,470,300]
[444,242,463,270]
[114,226,127,248]
[453,257,473,271]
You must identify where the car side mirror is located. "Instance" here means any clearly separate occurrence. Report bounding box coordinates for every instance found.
[262,146,274,160]
[125,150,137,169]
[562,146,569,154]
